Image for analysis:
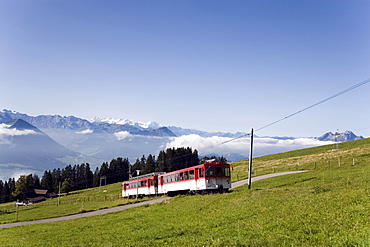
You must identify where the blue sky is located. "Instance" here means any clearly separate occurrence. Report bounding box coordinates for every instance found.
[1,0,369,137]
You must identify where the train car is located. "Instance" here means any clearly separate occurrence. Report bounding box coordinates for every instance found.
[158,161,231,196]
[122,172,165,198]
[122,161,231,197]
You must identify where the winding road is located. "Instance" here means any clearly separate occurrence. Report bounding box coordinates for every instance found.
[0,171,307,229]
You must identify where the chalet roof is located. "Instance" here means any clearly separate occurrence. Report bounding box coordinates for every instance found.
[28,196,45,203]
[34,189,48,195]
[16,188,56,203]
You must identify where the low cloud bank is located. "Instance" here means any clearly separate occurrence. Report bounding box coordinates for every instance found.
[114,131,133,140]
[76,129,93,134]
[0,124,37,144]
[165,134,334,158]
[0,167,40,181]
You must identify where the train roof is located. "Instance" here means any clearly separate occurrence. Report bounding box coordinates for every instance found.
[128,172,165,181]
[124,162,229,182]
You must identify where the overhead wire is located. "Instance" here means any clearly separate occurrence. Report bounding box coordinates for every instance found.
[200,77,370,151]
[255,77,370,133]
[121,77,370,164]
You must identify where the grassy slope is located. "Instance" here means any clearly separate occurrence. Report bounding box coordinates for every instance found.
[0,182,152,224]
[1,138,370,246]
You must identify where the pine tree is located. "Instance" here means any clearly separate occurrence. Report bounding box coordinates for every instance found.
[13,174,34,196]
[0,180,4,203]
[156,151,166,172]
[41,170,53,189]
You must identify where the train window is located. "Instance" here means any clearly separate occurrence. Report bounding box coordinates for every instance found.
[190,170,194,179]
[184,171,189,180]
[199,168,204,178]
[176,173,180,181]
[180,172,184,181]
[164,176,167,183]
[206,167,215,177]
[216,167,222,176]
[223,167,230,176]
[167,175,171,183]
[171,174,175,182]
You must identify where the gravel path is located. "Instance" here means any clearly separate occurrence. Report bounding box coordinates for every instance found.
[231,170,307,188]
[0,170,307,229]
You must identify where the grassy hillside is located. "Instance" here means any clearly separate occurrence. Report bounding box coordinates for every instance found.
[231,137,370,181]
[0,181,152,224]
[1,138,370,246]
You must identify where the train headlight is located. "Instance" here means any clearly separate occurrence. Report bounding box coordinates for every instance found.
[227,179,230,184]
[206,179,210,184]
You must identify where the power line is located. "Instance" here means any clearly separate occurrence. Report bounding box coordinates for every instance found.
[200,77,370,152]
[255,77,370,133]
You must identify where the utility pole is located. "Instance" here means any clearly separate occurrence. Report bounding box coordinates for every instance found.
[58,181,61,206]
[335,129,340,150]
[99,176,107,192]
[248,128,254,190]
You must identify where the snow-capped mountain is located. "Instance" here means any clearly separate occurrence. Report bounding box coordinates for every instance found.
[0,109,367,181]
[1,109,175,137]
[91,117,162,130]
[317,131,364,142]
[0,119,100,180]
[0,110,176,165]
[167,125,248,138]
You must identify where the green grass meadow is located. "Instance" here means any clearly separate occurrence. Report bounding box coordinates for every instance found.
[1,138,370,246]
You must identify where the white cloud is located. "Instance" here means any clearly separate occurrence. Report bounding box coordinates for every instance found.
[76,129,93,134]
[165,134,334,158]
[165,134,247,154]
[0,168,40,181]
[114,131,133,140]
[0,123,37,144]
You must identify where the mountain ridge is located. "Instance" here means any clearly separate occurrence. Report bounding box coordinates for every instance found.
[0,119,102,180]
[1,109,176,137]
[0,109,365,182]
[317,130,364,142]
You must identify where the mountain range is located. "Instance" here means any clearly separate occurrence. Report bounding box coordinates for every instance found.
[0,109,365,180]
[317,131,364,142]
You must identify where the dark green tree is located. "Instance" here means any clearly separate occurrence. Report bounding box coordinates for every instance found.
[156,151,166,172]
[33,174,41,189]
[41,170,53,189]
[61,178,74,194]
[13,174,34,196]
[143,154,155,174]
[0,180,4,203]
[93,167,100,187]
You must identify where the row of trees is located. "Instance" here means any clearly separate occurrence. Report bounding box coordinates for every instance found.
[0,147,227,203]
[0,178,16,203]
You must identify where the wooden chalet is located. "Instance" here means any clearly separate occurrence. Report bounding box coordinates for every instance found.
[16,189,58,205]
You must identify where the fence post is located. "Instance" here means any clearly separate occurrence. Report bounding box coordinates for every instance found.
[328,160,331,167]
[353,158,355,166]
[338,158,341,166]
[314,162,316,170]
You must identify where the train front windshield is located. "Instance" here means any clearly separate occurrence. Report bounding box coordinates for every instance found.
[206,166,230,177]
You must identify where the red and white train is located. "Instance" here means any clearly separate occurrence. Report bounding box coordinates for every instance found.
[122,161,231,197]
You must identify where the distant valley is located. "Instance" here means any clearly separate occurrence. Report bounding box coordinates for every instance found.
[0,109,364,181]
